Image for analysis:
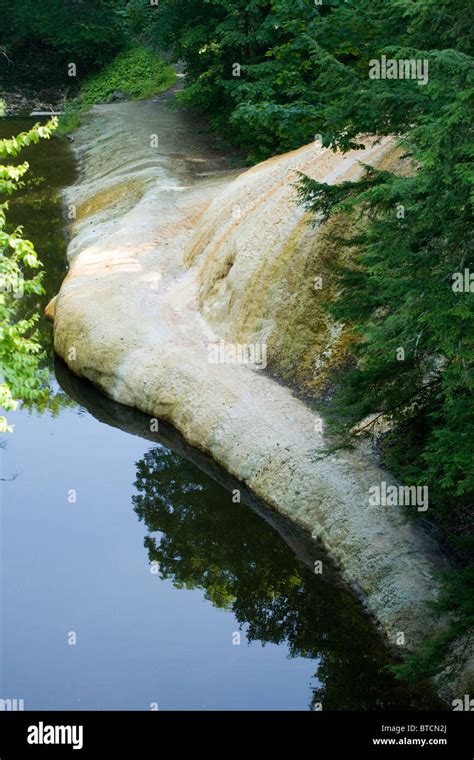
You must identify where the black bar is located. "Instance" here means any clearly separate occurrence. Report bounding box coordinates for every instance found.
[0,711,472,757]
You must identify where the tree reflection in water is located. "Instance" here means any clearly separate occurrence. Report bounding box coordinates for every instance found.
[133,446,441,711]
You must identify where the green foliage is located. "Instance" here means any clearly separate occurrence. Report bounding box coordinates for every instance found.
[73,45,176,104]
[58,46,176,133]
[0,115,57,431]
[0,0,128,75]
[297,50,474,518]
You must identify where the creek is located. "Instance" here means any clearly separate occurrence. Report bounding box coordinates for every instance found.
[0,115,440,710]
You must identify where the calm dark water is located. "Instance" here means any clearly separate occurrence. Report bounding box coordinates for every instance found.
[0,118,441,710]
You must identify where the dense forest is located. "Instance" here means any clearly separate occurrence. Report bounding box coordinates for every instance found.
[1,0,472,686]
